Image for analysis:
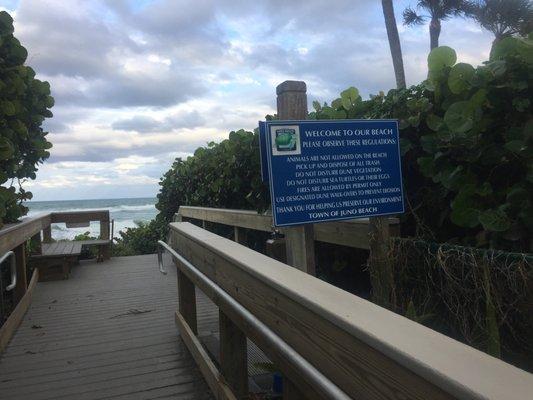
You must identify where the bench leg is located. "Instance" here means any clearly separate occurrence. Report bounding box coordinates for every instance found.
[62,259,70,280]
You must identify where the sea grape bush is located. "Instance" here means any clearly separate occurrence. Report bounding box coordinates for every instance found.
[125,37,532,254]
[310,36,532,251]
[0,12,53,226]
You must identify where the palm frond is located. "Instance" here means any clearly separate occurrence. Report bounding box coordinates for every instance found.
[403,6,426,26]
[469,0,533,38]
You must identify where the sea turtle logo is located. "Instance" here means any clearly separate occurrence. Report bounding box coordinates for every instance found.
[275,128,297,151]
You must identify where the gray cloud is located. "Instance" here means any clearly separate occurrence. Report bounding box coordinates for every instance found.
[7,0,494,200]
[111,110,205,133]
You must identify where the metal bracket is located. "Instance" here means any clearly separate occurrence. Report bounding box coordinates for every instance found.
[0,251,17,291]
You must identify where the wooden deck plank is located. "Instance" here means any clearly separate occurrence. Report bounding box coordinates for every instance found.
[0,254,215,400]
[38,241,83,258]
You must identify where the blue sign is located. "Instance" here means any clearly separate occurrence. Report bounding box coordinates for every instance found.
[263,119,404,227]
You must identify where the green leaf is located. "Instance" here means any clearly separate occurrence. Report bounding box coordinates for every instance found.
[417,157,435,177]
[512,98,530,112]
[448,63,475,94]
[479,209,511,232]
[486,60,507,77]
[426,114,443,131]
[331,98,342,109]
[420,134,439,153]
[444,101,473,133]
[451,207,480,228]
[321,106,335,118]
[340,87,360,110]
[428,46,457,72]
[506,187,528,206]
[1,101,16,116]
[0,138,14,160]
[504,140,526,154]
[399,138,413,156]
[470,89,487,108]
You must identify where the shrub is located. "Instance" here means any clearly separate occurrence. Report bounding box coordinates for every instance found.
[0,12,53,226]
[113,220,165,256]
[309,37,532,252]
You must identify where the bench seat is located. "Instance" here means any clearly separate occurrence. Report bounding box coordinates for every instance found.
[30,242,83,281]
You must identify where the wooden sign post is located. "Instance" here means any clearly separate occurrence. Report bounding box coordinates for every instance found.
[276,81,316,276]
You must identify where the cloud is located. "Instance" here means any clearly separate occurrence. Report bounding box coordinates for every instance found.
[7,0,495,200]
[111,110,205,133]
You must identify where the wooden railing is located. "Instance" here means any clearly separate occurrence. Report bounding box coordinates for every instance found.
[0,210,111,353]
[176,206,400,250]
[168,221,533,400]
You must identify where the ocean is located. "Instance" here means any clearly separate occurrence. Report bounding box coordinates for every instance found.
[26,197,158,240]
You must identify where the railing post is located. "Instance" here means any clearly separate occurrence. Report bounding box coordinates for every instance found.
[13,242,27,303]
[31,232,42,255]
[43,226,52,243]
[177,268,197,334]
[234,226,246,245]
[369,216,393,307]
[276,80,316,276]
[100,213,111,260]
[219,310,248,398]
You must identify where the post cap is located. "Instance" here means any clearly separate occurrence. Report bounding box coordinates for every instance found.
[276,80,306,95]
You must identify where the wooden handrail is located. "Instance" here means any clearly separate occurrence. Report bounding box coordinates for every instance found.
[0,209,112,337]
[0,210,111,254]
[0,213,51,256]
[0,268,39,353]
[176,205,400,249]
[169,221,533,400]
[50,210,110,224]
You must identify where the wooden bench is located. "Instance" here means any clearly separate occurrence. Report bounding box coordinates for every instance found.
[30,242,83,281]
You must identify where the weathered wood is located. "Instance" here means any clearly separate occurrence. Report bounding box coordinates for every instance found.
[177,207,272,232]
[0,254,215,399]
[172,248,320,399]
[0,213,51,254]
[30,232,42,255]
[99,215,111,260]
[13,242,28,304]
[37,242,83,257]
[43,225,52,243]
[284,225,315,275]
[265,237,287,263]
[276,80,316,275]
[219,310,248,398]
[233,227,246,245]
[177,268,197,335]
[177,206,399,250]
[276,80,308,120]
[175,312,237,400]
[368,216,393,307]
[0,268,38,353]
[169,222,533,400]
[50,210,109,224]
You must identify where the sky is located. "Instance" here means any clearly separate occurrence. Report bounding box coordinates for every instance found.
[0,0,494,201]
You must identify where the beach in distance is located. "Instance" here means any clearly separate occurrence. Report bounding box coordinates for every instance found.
[26,197,157,240]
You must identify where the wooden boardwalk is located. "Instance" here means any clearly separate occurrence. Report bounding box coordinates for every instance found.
[0,254,216,400]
